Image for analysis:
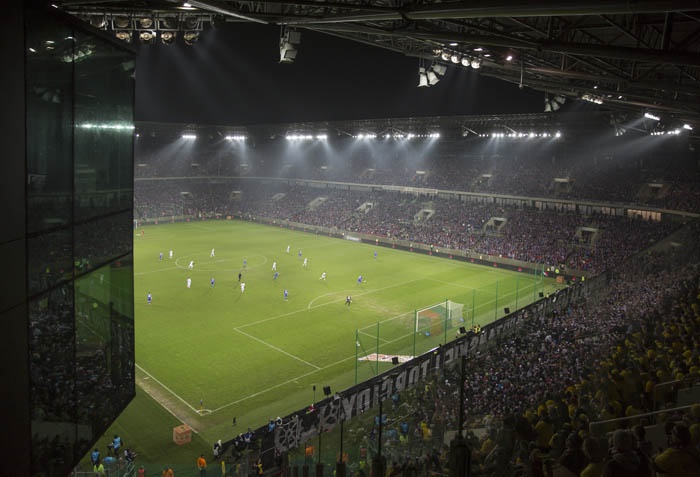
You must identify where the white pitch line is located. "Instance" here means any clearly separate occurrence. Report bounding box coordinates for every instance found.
[233,328,321,370]
[210,281,545,415]
[210,350,363,413]
[239,278,424,329]
[134,265,183,276]
[135,363,201,420]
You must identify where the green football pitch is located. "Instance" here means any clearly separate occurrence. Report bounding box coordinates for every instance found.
[101,219,561,465]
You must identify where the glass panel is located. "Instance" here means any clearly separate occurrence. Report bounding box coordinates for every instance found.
[27,227,73,296]
[73,29,134,222]
[29,285,77,477]
[25,7,135,474]
[73,257,134,460]
[74,211,133,276]
[26,13,74,235]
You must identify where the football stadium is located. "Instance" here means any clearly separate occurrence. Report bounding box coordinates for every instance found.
[5,3,700,477]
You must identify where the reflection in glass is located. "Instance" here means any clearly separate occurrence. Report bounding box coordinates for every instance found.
[25,6,135,475]
[74,211,133,276]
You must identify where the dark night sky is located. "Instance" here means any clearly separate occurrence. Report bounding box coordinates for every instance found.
[135,22,544,126]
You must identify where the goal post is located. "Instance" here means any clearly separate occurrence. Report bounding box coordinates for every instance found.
[415,300,464,337]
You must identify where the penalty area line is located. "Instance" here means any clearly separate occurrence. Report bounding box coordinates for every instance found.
[234,328,321,370]
[135,363,200,432]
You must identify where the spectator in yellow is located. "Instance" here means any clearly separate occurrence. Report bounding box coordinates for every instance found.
[197,454,207,476]
[93,459,106,476]
[580,437,604,477]
[653,424,700,477]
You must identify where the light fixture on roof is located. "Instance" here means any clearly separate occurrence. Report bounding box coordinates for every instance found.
[115,31,132,43]
[470,58,481,69]
[450,54,460,64]
[431,48,442,57]
[139,31,156,44]
[644,112,660,121]
[581,93,603,104]
[160,31,176,45]
[158,16,179,31]
[441,50,451,61]
[461,57,471,67]
[183,31,199,45]
[418,66,429,87]
[683,124,693,130]
[544,94,566,112]
[279,27,301,63]
[427,62,446,86]
[183,16,200,30]
[113,16,131,29]
[88,15,107,29]
[506,54,513,61]
[182,133,197,139]
[138,17,154,29]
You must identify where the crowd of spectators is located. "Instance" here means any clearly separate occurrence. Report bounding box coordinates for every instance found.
[30,283,134,476]
[280,221,700,477]
[135,134,700,212]
[135,179,676,275]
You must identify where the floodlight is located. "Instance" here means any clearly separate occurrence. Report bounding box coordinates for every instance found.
[431,48,442,57]
[138,17,154,29]
[88,15,107,29]
[183,31,199,45]
[418,67,429,87]
[183,16,200,30]
[470,58,481,69]
[461,57,470,67]
[279,28,301,63]
[644,112,660,121]
[279,42,298,63]
[139,31,156,43]
[115,31,132,43]
[159,17,179,30]
[427,70,440,86]
[450,54,460,64]
[683,124,693,130]
[161,31,176,45]
[431,64,447,76]
[182,134,197,139]
[113,16,131,29]
[441,51,451,61]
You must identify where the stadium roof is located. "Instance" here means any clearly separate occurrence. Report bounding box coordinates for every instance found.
[54,0,700,128]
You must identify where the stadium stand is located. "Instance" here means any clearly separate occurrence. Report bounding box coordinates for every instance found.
[124,127,700,477]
